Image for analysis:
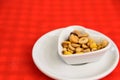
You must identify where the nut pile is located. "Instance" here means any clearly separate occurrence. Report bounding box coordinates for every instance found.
[62,30,109,55]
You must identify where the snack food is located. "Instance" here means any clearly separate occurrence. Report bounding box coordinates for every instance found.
[62,30,109,55]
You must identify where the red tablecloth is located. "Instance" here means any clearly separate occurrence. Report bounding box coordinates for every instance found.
[0,0,120,80]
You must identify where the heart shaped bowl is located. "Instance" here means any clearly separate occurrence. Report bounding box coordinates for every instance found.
[58,25,112,64]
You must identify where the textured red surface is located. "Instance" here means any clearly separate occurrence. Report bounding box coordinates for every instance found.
[0,0,120,80]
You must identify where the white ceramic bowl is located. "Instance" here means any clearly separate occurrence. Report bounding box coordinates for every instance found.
[58,25,112,64]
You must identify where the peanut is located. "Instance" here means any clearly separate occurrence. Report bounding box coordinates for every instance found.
[62,41,71,48]
[72,30,81,37]
[75,47,83,53]
[68,44,75,51]
[83,48,90,53]
[101,40,108,48]
[69,34,79,43]
[79,37,88,44]
[82,44,88,48]
[63,51,72,55]
[71,43,80,48]
[90,42,97,49]
[62,29,109,55]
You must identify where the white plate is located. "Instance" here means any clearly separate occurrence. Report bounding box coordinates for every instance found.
[32,28,119,80]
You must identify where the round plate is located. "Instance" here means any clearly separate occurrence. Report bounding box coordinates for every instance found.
[32,28,119,80]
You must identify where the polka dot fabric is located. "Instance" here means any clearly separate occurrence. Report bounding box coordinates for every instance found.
[0,0,120,80]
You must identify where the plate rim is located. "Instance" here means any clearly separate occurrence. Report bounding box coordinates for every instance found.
[32,28,119,80]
